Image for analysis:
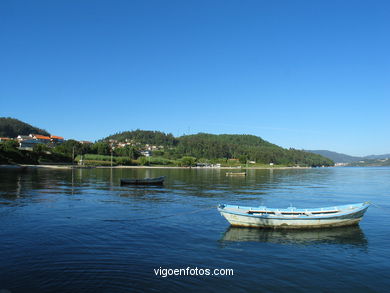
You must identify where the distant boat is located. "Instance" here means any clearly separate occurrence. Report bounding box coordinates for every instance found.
[120,176,165,186]
[218,202,370,229]
[226,172,246,176]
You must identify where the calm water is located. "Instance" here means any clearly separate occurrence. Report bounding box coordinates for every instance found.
[0,167,389,292]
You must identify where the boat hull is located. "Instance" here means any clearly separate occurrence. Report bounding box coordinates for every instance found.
[226,172,246,176]
[120,176,165,186]
[218,203,369,229]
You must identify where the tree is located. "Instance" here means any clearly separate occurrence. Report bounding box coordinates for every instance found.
[239,154,248,164]
[115,145,140,159]
[0,140,19,151]
[103,129,178,146]
[33,143,50,154]
[139,156,149,166]
[180,156,196,167]
[52,140,82,157]
[92,142,111,155]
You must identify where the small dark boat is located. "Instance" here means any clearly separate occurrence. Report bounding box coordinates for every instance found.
[120,176,165,186]
[226,172,246,176]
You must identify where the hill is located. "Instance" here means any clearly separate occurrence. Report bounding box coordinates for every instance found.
[363,154,390,160]
[177,133,333,166]
[0,120,335,167]
[307,150,390,165]
[0,117,50,138]
[177,133,276,158]
[348,158,390,167]
[104,130,178,146]
[306,150,361,163]
[103,131,334,167]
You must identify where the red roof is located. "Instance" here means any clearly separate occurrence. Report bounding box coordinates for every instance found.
[51,135,64,140]
[34,134,51,140]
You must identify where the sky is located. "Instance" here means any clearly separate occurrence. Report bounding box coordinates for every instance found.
[1,0,389,156]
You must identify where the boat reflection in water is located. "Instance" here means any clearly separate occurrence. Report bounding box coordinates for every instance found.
[221,225,368,247]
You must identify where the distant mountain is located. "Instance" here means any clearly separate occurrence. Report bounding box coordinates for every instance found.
[307,150,390,165]
[363,154,390,160]
[348,158,390,167]
[0,117,50,138]
[306,150,361,163]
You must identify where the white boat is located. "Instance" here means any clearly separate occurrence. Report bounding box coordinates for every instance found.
[218,202,370,229]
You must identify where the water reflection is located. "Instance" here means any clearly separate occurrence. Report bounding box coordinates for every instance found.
[0,168,287,201]
[221,225,368,247]
[118,186,166,197]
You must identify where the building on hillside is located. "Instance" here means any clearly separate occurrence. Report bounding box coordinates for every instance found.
[0,137,13,142]
[17,135,30,141]
[124,139,138,145]
[50,135,64,144]
[17,135,37,150]
[19,139,40,150]
[140,150,152,157]
[144,144,163,151]
[117,142,132,148]
[79,141,93,145]
[30,134,51,144]
[335,163,348,167]
[16,134,63,150]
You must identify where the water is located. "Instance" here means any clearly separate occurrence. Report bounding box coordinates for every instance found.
[0,167,389,292]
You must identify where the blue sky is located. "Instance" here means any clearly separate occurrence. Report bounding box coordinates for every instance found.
[1,0,389,156]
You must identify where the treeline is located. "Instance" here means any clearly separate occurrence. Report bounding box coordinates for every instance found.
[51,140,140,159]
[0,139,194,167]
[42,140,141,161]
[173,133,333,166]
[175,133,275,158]
[0,122,334,167]
[0,140,70,165]
[0,117,50,138]
[102,131,334,167]
[104,130,178,147]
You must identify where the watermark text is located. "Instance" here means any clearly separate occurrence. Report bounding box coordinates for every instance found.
[154,267,234,278]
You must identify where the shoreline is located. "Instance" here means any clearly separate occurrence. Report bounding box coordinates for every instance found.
[0,164,314,170]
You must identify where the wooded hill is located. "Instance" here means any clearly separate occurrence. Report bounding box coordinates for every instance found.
[0,117,50,138]
[105,130,178,146]
[104,131,334,167]
[0,117,334,167]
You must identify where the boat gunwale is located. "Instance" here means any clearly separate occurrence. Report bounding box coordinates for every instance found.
[218,202,370,220]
